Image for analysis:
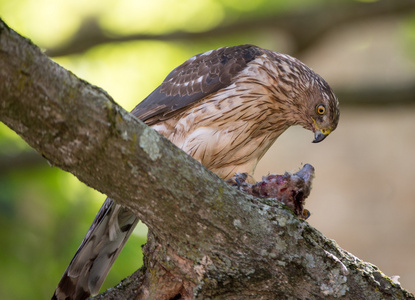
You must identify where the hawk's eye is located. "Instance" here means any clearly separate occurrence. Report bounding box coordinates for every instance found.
[316,104,326,116]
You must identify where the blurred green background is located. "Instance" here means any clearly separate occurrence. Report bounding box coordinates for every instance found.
[1,0,415,299]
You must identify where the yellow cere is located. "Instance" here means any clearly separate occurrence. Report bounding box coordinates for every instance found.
[312,118,331,136]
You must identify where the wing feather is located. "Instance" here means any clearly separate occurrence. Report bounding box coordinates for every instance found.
[131,44,263,125]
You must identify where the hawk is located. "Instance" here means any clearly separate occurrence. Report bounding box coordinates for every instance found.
[52,44,339,300]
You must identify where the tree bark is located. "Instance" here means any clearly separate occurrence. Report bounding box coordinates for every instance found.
[0,19,413,299]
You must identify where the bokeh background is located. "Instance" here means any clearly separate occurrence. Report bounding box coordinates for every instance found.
[1,0,415,299]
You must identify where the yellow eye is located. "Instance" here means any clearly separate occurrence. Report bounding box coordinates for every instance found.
[316,104,326,116]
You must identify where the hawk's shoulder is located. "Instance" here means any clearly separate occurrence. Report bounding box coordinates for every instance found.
[131,44,264,124]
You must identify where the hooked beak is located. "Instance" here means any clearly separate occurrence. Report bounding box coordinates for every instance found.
[311,118,332,143]
[312,130,329,143]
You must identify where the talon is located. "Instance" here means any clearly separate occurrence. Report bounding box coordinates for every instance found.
[235,177,242,190]
[302,209,311,220]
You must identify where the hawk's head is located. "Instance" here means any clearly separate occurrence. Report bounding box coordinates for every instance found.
[304,74,339,143]
[266,51,340,143]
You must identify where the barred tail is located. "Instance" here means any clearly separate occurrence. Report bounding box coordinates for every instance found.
[52,197,139,300]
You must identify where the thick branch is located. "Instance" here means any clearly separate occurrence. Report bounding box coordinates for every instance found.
[45,0,415,57]
[0,19,413,299]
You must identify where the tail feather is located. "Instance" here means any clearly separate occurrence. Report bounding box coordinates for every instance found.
[52,197,139,300]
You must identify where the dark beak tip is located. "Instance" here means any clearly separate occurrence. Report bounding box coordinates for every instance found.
[312,131,328,143]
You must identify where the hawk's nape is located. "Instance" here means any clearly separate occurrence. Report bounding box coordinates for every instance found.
[53,44,339,300]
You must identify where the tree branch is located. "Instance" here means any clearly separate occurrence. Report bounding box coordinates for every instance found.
[336,85,415,106]
[45,0,415,58]
[0,19,413,299]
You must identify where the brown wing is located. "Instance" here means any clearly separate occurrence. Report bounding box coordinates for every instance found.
[131,44,263,126]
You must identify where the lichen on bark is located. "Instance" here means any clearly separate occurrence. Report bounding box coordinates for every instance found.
[0,18,413,300]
